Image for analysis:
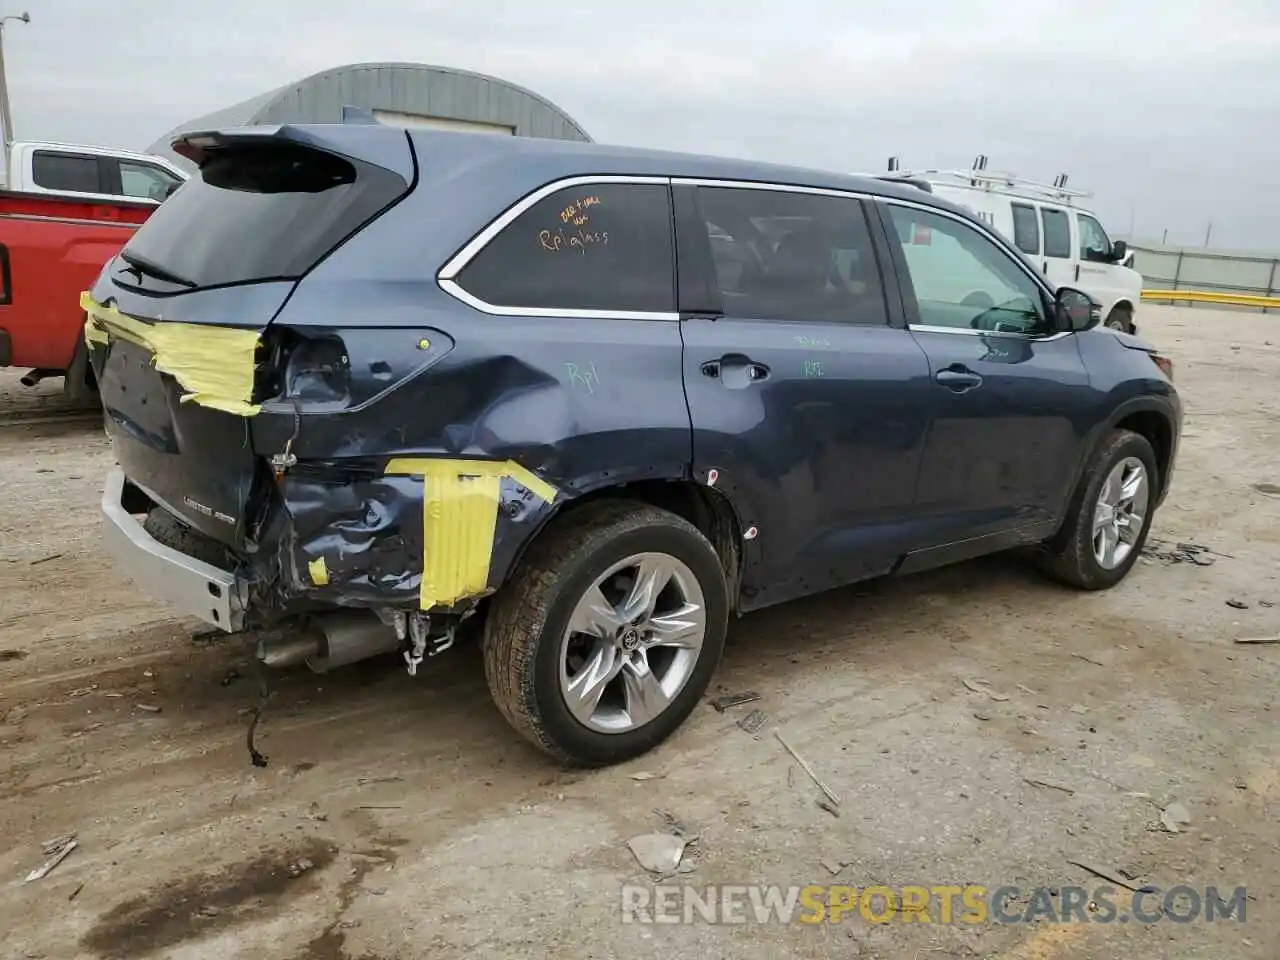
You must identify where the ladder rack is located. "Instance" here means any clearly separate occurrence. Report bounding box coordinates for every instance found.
[883,156,1094,203]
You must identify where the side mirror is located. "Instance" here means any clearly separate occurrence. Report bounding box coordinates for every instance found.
[1111,239,1128,263]
[1055,286,1100,332]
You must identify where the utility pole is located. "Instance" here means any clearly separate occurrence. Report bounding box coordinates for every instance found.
[1203,221,1213,248]
[0,11,30,167]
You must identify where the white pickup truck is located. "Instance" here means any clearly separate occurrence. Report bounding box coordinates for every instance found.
[1,140,188,204]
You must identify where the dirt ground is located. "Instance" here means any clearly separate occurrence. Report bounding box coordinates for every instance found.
[1,304,1277,960]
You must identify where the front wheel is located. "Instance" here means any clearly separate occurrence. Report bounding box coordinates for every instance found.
[1038,429,1158,589]
[1104,305,1134,333]
[483,500,729,767]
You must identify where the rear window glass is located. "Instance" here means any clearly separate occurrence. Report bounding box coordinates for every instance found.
[120,143,408,289]
[1010,203,1040,255]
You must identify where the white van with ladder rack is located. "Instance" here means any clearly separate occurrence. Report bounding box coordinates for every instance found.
[878,156,1142,333]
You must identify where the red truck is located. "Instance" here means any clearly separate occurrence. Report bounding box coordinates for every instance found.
[0,191,158,402]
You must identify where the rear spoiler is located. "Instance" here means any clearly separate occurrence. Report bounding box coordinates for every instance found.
[875,175,934,193]
[171,119,415,183]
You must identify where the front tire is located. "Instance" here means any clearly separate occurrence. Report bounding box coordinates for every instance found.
[1105,305,1134,333]
[1038,429,1158,589]
[483,500,729,767]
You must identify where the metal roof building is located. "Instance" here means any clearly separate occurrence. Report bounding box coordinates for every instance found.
[146,61,592,170]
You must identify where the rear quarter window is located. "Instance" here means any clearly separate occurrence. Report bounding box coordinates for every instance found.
[452,182,676,314]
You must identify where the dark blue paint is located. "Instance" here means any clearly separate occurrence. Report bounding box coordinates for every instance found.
[91,124,1182,626]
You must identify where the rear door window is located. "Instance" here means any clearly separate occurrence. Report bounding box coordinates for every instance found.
[453,182,676,313]
[31,151,102,194]
[1041,208,1072,259]
[119,143,409,290]
[690,186,887,325]
[1010,202,1041,255]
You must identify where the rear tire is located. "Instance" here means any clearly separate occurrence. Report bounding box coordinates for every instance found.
[1037,429,1158,589]
[1104,305,1134,333]
[483,500,729,767]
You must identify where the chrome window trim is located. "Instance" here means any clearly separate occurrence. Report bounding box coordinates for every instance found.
[434,171,1064,328]
[436,174,677,320]
[907,324,1071,343]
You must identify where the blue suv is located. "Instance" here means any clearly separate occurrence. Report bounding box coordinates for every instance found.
[86,121,1180,766]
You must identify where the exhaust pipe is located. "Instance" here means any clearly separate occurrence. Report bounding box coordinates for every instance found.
[256,612,402,674]
[20,368,60,387]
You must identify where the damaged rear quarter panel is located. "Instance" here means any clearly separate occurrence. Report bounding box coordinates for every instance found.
[250,202,692,613]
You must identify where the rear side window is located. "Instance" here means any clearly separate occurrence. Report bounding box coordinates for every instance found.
[454,182,675,313]
[692,186,887,325]
[31,151,101,194]
[1041,208,1071,259]
[120,143,408,290]
[1010,203,1040,255]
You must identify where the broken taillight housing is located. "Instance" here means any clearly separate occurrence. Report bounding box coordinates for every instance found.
[1151,353,1174,380]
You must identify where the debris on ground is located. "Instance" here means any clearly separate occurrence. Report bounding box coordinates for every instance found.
[29,553,63,566]
[23,835,78,883]
[220,668,241,687]
[1142,538,1224,566]
[737,709,767,734]
[1160,802,1192,833]
[775,730,840,808]
[357,776,404,786]
[287,858,315,878]
[67,882,84,902]
[1068,859,1153,894]
[961,678,1009,701]
[821,858,846,876]
[1226,599,1250,610]
[134,703,162,714]
[629,771,663,781]
[816,798,840,818]
[653,808,692,837]
[1254,482,1280,497]
[627,833,686,874]
[1072,653,1107,667]
[1235,635,1280,645]
[1024,778,1076,796]
[710,691,761,712]
[973,712,991,721]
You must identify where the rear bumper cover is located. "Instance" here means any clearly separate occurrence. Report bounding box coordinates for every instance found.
[100,468,248,631]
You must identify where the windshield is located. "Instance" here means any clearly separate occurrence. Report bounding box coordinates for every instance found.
[120,142,408,290]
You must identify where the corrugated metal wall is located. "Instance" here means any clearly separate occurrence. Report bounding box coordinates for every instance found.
[1131,243,1280,300]
[252,64,589,141]
[147,62,590,168]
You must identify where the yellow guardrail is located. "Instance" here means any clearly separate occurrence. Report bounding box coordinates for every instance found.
[1141,289,1280,309]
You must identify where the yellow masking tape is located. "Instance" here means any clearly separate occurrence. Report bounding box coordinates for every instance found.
[80,292,263,417]
[308,557,330,587]
[384,458,559,609]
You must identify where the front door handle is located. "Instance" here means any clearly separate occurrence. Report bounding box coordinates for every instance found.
[935,366,983,393]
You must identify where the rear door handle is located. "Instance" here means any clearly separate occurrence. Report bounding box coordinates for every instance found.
[935,366,983,392]
[702,355,769,387]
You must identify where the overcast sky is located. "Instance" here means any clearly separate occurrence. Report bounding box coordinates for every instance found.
[7,0,1279,250]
